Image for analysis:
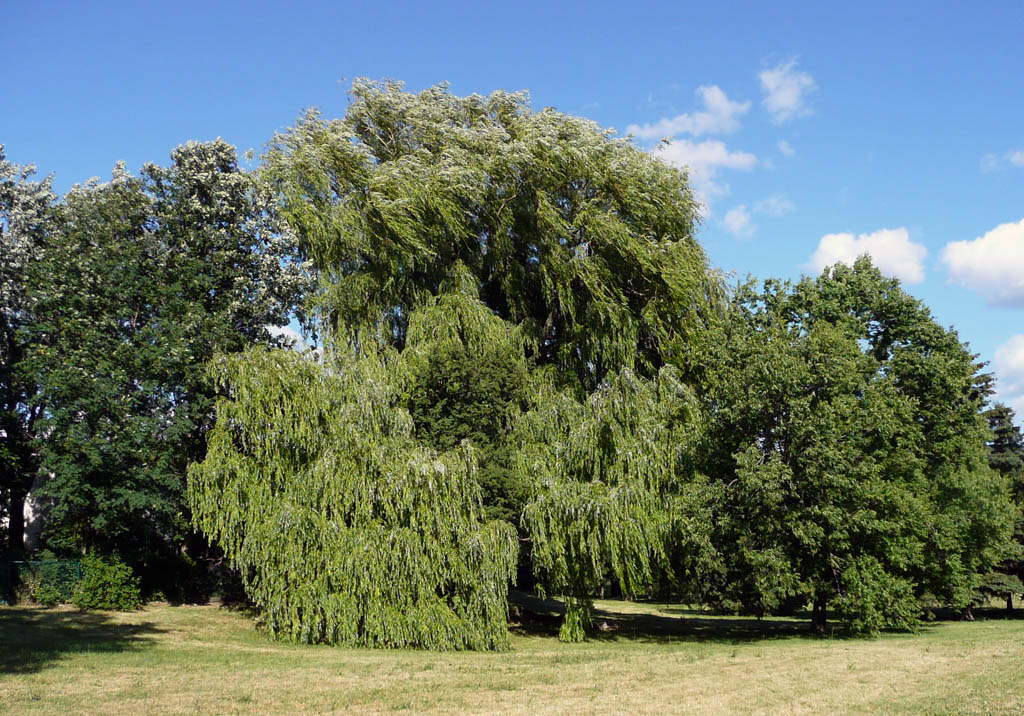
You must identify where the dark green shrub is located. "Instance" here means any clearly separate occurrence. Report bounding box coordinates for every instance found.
[37,561,81,605]
[33,580,65,607]
[7,560,81,606]
[73,554,143,611]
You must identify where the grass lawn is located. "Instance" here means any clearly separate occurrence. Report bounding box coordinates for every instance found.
[2,596,1022,715]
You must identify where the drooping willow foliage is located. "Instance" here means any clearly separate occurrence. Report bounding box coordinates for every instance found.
[214,80,726,645]
[401,266,535,394]
[515,367,715,641]
[189,338,517,650]
[262,79,723,392]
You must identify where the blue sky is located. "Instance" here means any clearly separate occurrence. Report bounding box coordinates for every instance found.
[5,0,1023,419]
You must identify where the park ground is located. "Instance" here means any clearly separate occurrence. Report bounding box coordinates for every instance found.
[2,596,1023,715]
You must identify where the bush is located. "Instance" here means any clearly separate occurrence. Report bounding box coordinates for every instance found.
[834,557,920,635]
[33,580,66,607]
[7,560,81,606]
[73,553,143,611]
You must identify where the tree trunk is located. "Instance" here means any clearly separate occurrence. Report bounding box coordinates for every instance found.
[961,605,975,621]
[1007,592,1014,612]
[811,597,827,633]
[7,487,25,552]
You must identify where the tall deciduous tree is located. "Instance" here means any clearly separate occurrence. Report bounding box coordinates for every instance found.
[0,147,55,553]
[191,80,723,646]
[703,258,1015,633]
[980,403,1024,608]
[20,141,308,586]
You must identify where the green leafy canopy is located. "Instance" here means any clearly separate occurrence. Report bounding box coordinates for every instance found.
[263,79,723,392]
[191,80,723,647]
[702,258,1016,633]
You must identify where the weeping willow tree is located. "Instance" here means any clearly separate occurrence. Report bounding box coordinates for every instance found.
[191,80,724,648]
[515,367,716,641]
[262,79,722,392]
[189,332,517,650]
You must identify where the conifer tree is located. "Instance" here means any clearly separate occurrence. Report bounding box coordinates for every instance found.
[980,403,1024,609]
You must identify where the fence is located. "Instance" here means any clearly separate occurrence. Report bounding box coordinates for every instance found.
[0,560,83,605]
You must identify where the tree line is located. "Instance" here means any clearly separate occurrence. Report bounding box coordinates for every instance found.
[3,81,1022,644]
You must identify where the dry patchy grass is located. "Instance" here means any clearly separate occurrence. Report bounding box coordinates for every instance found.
[1,598,1022,715]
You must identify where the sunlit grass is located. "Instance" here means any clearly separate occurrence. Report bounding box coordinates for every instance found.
[2,598,1022,715]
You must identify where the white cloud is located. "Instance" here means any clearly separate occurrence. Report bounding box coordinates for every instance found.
[980,149,1024,171]
[627,85,751,140]
[941,218,1024,306]
[760,59,817,124]
[994,335,1024,419]
[653,138,757,203]
[980,153,1001,172]
[777,140,795,157]
[723,205,755,238]
[722,195,794,238]
[806,228,927,284]
[753,194,795,216]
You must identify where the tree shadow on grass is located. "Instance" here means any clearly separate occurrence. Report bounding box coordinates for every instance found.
[509,591,1024,644]
[926,605,1024,622]
[0,607,164,675]
[508,590,835,644]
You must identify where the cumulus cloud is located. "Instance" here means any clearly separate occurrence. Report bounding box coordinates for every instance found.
[631,84,758,210]
[653,138,757,203]
[721,195,795,238]
[723,205,755,238]
[941,219,1024,306]
[760,59,817,124]
[805,228,927,284]
[777,140,795,157]
[995,335,1024,419]
[627,85,751,140]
